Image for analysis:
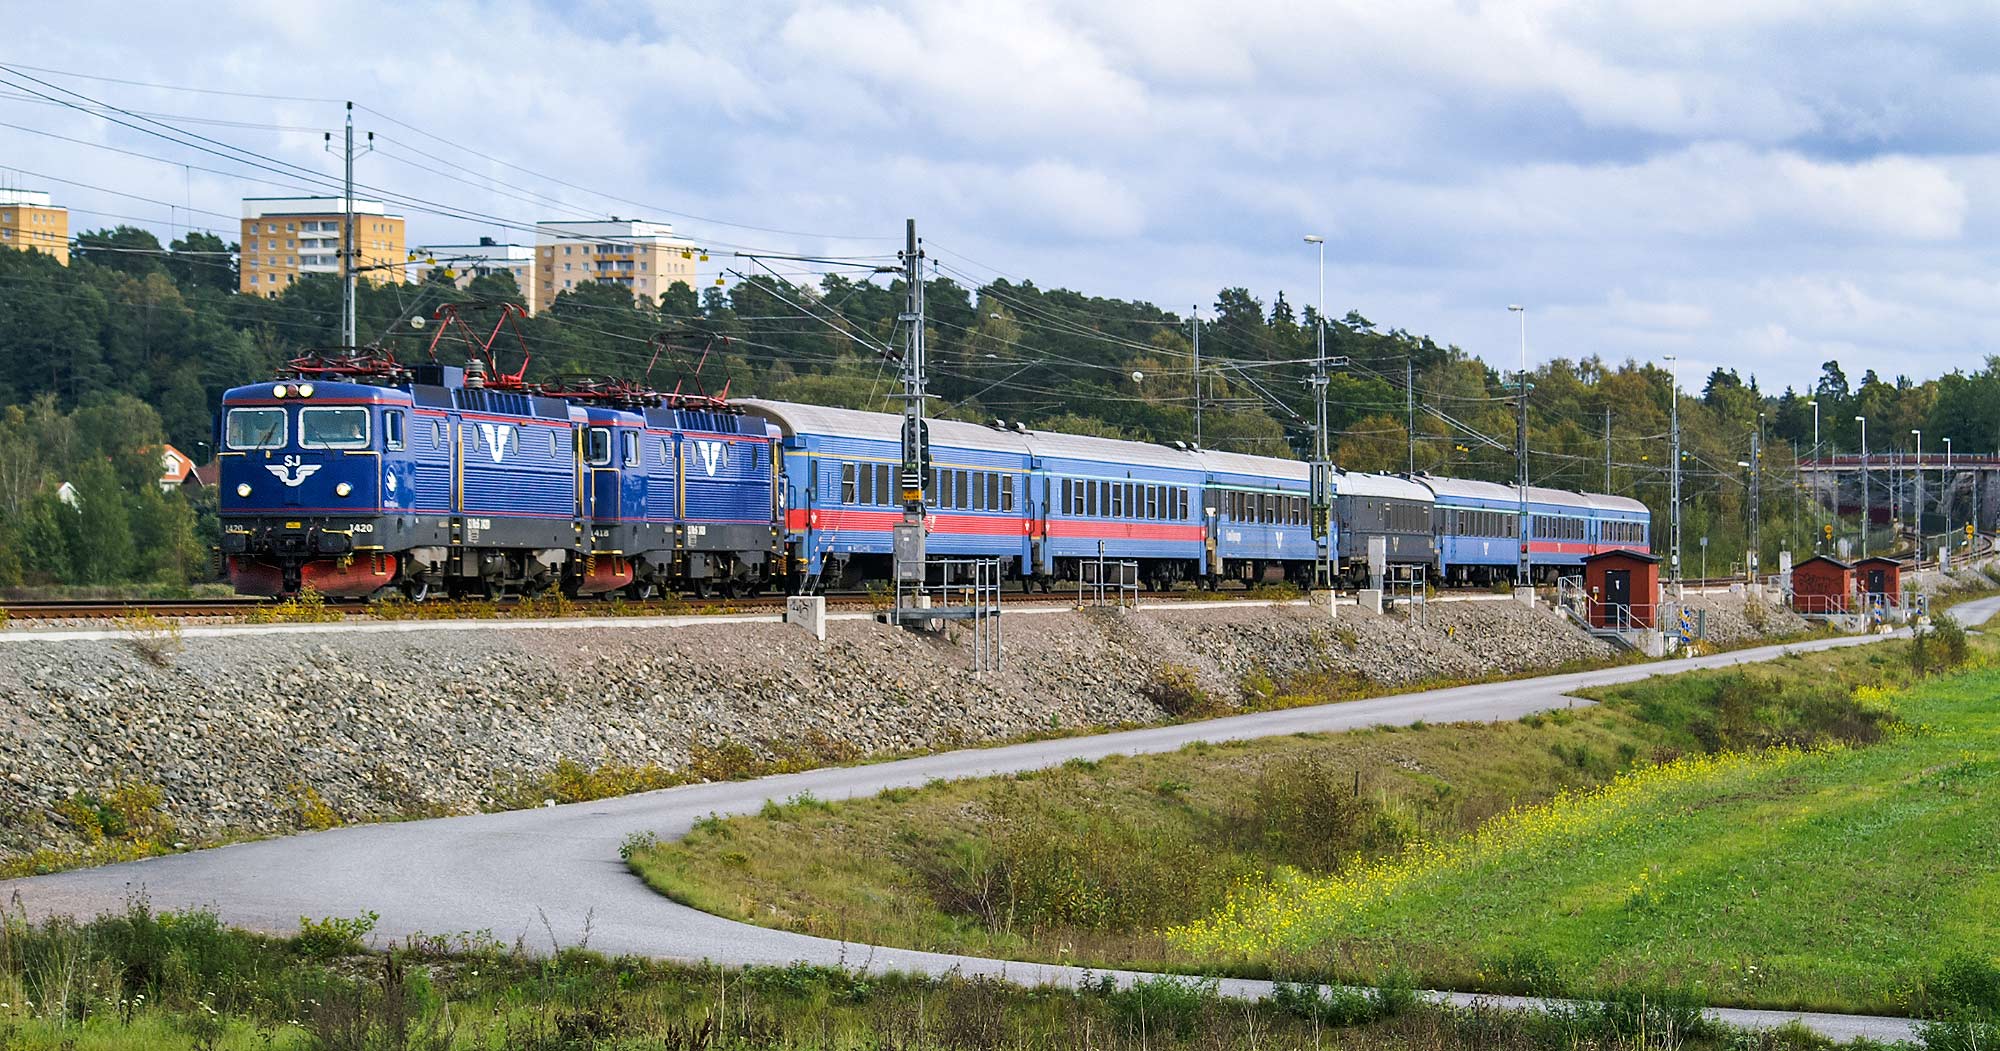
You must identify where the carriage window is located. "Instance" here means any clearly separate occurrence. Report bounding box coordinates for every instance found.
[973,472,987,511]
[875,464,890,505]
[1001,476,1014,512]
[299,407,370,449]
[858,462,875,504]
[383,410,405,451]
[841,461,857,502]
[1062,478,1073,515]
[586,427,611,466]
[224,408,286,450]
[987,472,1001,511]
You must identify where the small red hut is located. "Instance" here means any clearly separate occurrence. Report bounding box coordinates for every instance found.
[1791,555,1855,615]
[1856,556,1903,600]
[1583,549,1661,629]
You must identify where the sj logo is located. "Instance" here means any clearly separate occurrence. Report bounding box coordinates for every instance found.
[691,439,726,477]
[265,456,321,487]
[477,423,513,463]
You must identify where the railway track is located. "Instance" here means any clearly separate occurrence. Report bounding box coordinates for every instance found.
[5,539,1983,623]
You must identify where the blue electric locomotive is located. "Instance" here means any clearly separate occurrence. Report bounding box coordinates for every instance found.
[218,360,779,598]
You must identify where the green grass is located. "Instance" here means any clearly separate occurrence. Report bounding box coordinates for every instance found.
[0,899,1810,1050]
[630,617,2000,1018]
[1203,644,2000,1016]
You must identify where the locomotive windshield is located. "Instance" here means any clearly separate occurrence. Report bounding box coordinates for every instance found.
[299,407,371,449]
[224,408,286,449]
[586,427,612,466]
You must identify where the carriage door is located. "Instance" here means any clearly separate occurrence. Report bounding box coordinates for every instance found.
[1605,568,1632,620]
[1865,567,1886,595]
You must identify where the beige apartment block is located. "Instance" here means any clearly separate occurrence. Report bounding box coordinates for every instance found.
[0,189,70,264]
[409,236,536,303]
[240,197,405,298]
[534,219,701,313]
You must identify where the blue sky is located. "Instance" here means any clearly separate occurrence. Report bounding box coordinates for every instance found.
[8,1,2000,392]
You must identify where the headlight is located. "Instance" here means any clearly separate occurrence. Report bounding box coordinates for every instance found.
[236,482,252,497]
[335,482,352,497]
[297,383,315,398]
[271,384,287,398]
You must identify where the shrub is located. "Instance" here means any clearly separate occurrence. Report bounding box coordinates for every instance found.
[619,830,661,862]
[1918,953,2000,1019]
[116,611,182,666]
[1105,974,1219,1038]
[1238,667,1279,707]
[243,583,342,624]
[294,911,379,959]
[1239,755,1404,872]
[291,783,343,830]
[1143,663,1214,717]
[1912,613,1971,675]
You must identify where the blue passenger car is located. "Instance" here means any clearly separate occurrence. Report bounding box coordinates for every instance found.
[1031,430,1206,586]
[738,400,1034,586]
[1197,450,1315,584]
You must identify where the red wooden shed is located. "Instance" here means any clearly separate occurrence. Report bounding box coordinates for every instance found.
[1856,556,1902,599]
[1583,548,1661,629]
[1791,555,1854,615]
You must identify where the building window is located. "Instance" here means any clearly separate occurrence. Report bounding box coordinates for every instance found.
[563,246,572,255]
[286,223,295,232]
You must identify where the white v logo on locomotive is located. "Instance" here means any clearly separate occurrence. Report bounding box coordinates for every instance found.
[693,439,726,477]
[266,456,321,487]
[477,423,513,463]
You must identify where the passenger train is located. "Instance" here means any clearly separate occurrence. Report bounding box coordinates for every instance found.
[215,362,1650,598]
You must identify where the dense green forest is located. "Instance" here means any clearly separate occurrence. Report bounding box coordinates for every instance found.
[1,226,1993,590]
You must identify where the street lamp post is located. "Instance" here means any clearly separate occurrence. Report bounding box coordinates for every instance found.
[1945,437,1955,542]
[1509,304,1528,586]
[1303,235,1332,590]
[1666,355,1682,584]
[1807,399,1820,546]
[1913,429,1924,554]
[1855,416,1869,556]
[1737,459,1755,582]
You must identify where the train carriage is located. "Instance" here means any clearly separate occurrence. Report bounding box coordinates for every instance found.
[1421,475,1523,583]
[738,400,1035,587]
[1197,449,1315,584]
[1030,430,1207,587]
[1332,471,1436,582]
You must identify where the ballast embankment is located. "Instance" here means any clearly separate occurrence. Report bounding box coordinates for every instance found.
[2,594,1801,867]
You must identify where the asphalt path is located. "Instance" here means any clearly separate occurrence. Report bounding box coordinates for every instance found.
[13,596,1996,1044]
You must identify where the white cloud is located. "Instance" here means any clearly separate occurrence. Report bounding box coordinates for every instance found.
[5,0,2000,391]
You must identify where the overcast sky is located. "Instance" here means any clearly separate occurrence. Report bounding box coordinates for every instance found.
[7,1,2000,392]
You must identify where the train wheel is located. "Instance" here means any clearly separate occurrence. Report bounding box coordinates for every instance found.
[401,580,431,603]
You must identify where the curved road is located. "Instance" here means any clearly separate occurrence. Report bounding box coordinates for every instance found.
[12,597,1993,1043]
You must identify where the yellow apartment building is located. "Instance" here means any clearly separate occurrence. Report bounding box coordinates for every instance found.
[0,189,70,264]
[534,219,700,313]
[240,197,405,297]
